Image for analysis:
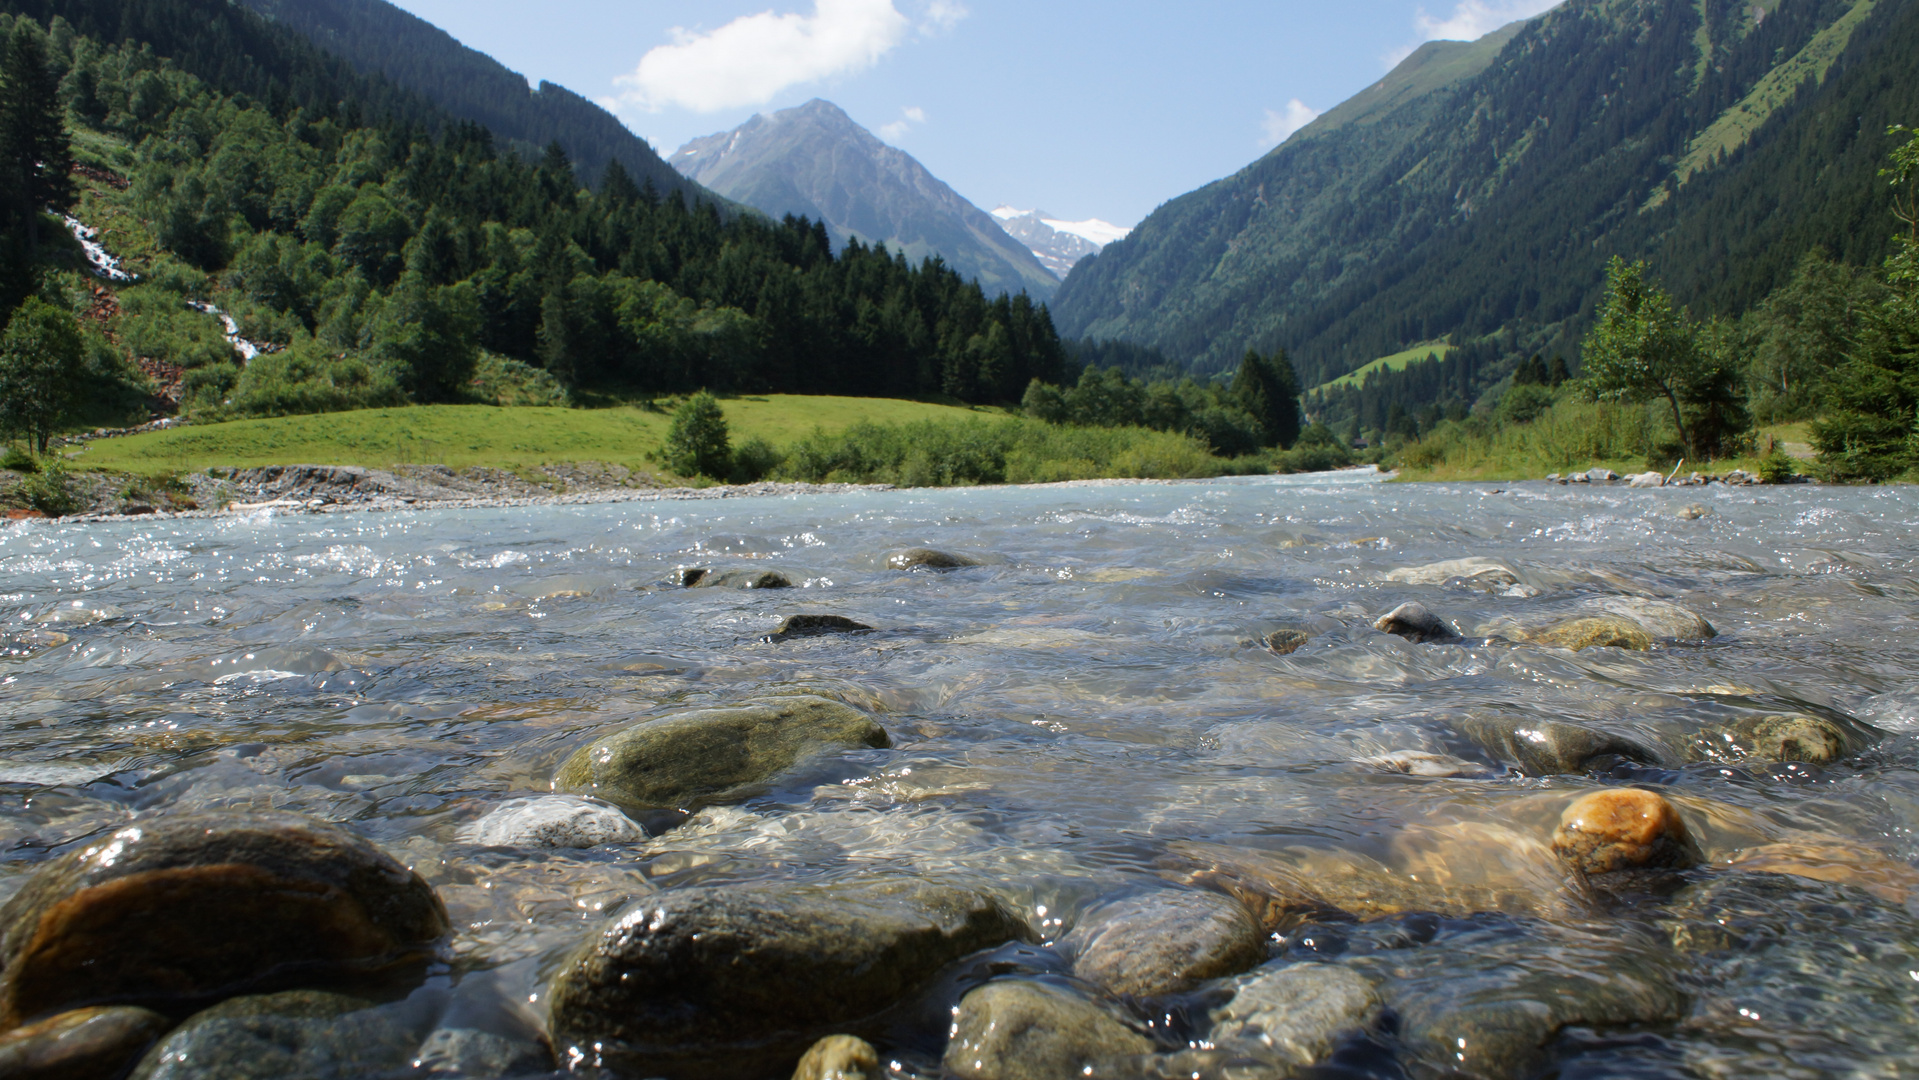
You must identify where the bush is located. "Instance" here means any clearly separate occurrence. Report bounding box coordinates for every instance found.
[14,461,78,516]
[1758,448,1798,484]
[778,417,1235,486]
[1,444,37,472]
[1497,383,1556,425]
[664,392,731,478]
[469,352,569,407]
[728,437,783,484]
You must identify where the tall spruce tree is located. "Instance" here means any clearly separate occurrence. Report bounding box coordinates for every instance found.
[0,21,75,255]
[1231,348,1303,448]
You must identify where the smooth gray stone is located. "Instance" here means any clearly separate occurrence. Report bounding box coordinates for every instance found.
[0,1005,171,1080]
[553,696,889,812]
[128,991,423,1080]
[1065,890,1263,997]
[1210,963,1379,1066]
[413,1026,554,1078]
[458,796,645,848]
[944,980,1154,1080]
[1374,602,1458,643]
[548,877,1028,1080]
[0,812,448,1026]
[887,548,981,570]
[1456,714,1668,775]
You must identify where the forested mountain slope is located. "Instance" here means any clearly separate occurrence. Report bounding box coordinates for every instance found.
[674,100,1059,299]
[236,0,711,200]
[1053,0,1918,388]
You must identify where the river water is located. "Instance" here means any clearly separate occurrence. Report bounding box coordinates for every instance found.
[4,471,1918,1078]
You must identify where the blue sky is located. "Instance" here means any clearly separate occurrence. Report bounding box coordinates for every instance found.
[385,0,1560,227]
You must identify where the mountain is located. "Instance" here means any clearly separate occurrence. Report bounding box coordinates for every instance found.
[673,100,1059,299]
[991,207,1131,279]
[1052,0,1919,390]
[235,0,713,201]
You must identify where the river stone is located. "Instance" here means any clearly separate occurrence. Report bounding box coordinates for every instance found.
[458,796,645,848]
[1583,597,1715,641]
[548,877,1028,1080]
[1210,963,1379,1066]
[792,1035,879,1080]
[127,991,422,1080]
[0,1005,170,1080]
[1382,557,1519,588]
[552,696,889,812]
[0,812,449,1026]
[1532,616,1654,652]
[1456,715,1665,775]
[1551,789,1700,877]
[1373,602,1458,643]
[684,568,793,589]
[771,615,875,640]
[1677,503,1711,520]
[887,548,980,570]
[1689,713,1869,765]
[1264,629,1310,656]
[944,980,1154,1080]
[414,1026,554,1078]
[1064,890,1264,996]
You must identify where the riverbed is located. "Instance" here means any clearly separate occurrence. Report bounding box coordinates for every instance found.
[3,471,1917,1078]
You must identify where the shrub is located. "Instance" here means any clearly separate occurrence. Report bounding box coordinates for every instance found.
[1497,383,1556,425]
[1,444,37,472]
[469,352,569,407]
[664,392,731,478]
[14,461,78,516]
[728,437,783,484]
[1758,448,1798,484]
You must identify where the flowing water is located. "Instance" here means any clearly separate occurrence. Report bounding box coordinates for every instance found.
[4,472,1919,1078]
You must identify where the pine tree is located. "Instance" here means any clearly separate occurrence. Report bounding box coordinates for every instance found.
[0,21,75,254]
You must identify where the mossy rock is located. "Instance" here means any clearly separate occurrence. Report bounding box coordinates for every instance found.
[886,548,980,570]
[1532,616,1654,652]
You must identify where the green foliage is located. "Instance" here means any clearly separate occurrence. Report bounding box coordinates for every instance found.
[1020,366,1265,455]
[467,351,567,407]
[0,295,83,451]
[0,18,75,248]
[221,337,403,417]
[12,456,74,514]
[1496,382,1556,425]
[0,442,33,470]
[727,436,782,484]
[1738,250,1883,423]
[1582,258,1748,461]
[664,391,730,478]
[1230,348,1302,448]
[1758,447,1798,484]
[779,417,1238,487]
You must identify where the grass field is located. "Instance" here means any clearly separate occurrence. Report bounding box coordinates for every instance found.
[70,396,1001,475]
[1313,343,1455,393]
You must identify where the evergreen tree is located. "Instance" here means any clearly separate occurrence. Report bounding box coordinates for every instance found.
[1230,348,1302,448]
[0,297,84,453]
[664,391,730,478]
[0,20,74,254]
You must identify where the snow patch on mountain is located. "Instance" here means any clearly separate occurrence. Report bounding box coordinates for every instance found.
[991,207,1131,280]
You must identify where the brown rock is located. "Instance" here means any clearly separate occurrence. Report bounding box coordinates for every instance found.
[0,812,449,1027]
[1531,617,1653,652]
[1373,603,1457,643]
[792,1035,879,1080]
[1550,789,1700,877]
[0,1005,170,1080]
[1264,630,1310,656]
[770,615,874,640]
[887,548,980,570]
[1065,890,1263,997]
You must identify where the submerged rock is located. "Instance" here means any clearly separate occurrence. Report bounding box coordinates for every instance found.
[0,812,449,1027]
[1210,963,1379,1066]
[1551,789,1700,877]
[1064,890,1264,997]
[1532,616,1654,652]
[0,630,68,658]
[1382,557,1519,588]
[1456,715,1666,775]
[1583,597,1715,641]
[682,568,793,589]
[413,1026,554,1078]
[127,991,422,1080]
[552,696,889,812]
[1719,842,1919,905]
[1687,713,1871,765]
[944,980,1154,1080]
[1676,503,1711,520]
[0,1005,170,1080]
[458,796,645,848]
[1264,629,1311,656]
[887,548,980,570]
[548,877,1027,1080]
[1373,602,1458,643]
[791,1035,879,1080]
[770,615,875,640]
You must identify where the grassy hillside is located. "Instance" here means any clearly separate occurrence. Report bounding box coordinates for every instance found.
[1312,344,1455,393]
[69,397,998,474]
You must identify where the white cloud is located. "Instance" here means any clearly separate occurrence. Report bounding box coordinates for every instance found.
[1259,100,1321,147]
[1385,0,1562,66]
[878,105,927,141]
[616,0,913,114]
[921,0,968,34]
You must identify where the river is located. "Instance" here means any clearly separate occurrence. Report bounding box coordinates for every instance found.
[3,471,1917,1078]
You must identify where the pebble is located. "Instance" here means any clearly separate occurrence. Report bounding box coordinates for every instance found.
[457,796,645,848]
[886,548,981,570]
[770,614,875,640]
[0,1005,170,1080]
[791,1035,879,1080]
[1551,789,1700,876]
[1263,629,1310,655]
[943,980,1153,1080]
[1373,602,1458,643]
[547,877,1027,1079]
[1064,889,1264,996]
[0,811,449,1026]
[552,696,890,812]
[1210,963,1379,1066]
